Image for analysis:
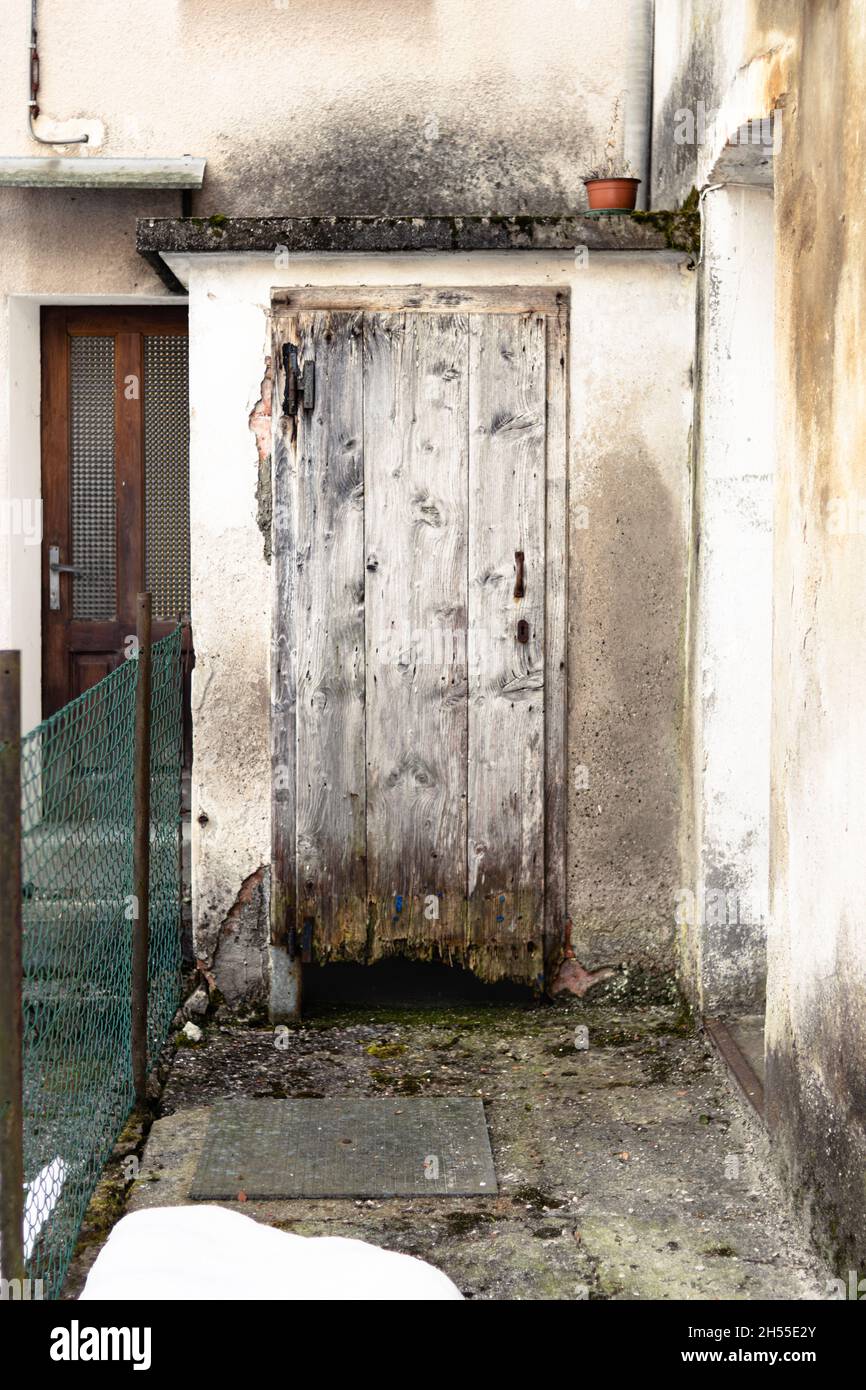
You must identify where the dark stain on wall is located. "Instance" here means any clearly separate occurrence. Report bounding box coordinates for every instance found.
[188,102,602,218]
[651,12,720,207]
[568,431,686,977]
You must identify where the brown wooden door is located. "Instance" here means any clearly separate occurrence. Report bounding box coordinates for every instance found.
[41,307,190,714]
[271,287,568,987]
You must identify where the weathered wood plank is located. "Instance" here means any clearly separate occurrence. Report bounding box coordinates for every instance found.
[467,313,547,983]
[294,312,367,959]
[364,312,469,955]
[543,304,569,982]
[270,325,298,1007]
[273,287,566,315]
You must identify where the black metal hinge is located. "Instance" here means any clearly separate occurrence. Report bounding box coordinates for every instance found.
[282,342,315,417]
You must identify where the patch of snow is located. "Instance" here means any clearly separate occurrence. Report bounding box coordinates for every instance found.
[80,1205,464,1300]
[24,1156,67,1259]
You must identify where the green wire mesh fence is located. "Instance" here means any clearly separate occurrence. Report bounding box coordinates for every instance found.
[20,626,184,1298]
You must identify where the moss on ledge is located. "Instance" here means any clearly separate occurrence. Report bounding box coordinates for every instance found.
[628,189,701,257]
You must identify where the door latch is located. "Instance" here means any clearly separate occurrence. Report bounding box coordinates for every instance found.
[48,544,84,611]
[514,550,526,599]
[282,343,315,417]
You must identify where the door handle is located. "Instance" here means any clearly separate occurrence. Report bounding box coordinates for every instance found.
[514,550,525,599]
[48,544,84,610]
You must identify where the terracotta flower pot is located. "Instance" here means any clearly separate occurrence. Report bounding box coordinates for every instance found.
[583,177,641,212]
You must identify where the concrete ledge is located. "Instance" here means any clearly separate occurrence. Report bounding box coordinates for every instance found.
[0,156,206,189]
[136,213,689,258]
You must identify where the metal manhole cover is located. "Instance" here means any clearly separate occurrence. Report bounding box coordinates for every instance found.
[190,1097,497,1199]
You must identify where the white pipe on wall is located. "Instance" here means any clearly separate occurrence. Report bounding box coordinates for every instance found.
[624,0,655,210]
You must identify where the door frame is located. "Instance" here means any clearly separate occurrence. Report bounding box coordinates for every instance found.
[40,305,188,714]
[268,285,569,1017]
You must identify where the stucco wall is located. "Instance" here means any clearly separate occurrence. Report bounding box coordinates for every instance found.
[567,255,694,973]
[651,0,788,207]
[681,183,774,1016]
[658,0,866,1267]
[651,0,747,206]
[754,0,866,1269]
[0,0,640,216]
[170,249,693,1002]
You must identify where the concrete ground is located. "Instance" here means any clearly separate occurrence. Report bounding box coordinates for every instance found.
[67,990,833,1300]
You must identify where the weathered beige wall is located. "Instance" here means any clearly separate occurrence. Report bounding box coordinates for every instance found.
[651,0,747,206]
[683,183,775,1018]
[655,0,866,1267]
[754,0,866,1270]
[0,0,638,215]
[651,0,789,207]
[568,255,694,973]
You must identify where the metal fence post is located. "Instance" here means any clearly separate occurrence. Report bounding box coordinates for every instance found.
[0,652,24,1281]
[131,595,152,1104]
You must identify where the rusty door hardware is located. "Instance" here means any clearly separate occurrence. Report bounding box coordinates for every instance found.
[517,619,530,644]
[282,343,316,416]
[514,550,526,599]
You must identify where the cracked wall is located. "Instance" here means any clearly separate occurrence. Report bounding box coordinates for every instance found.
[187,251,694,1005]
[189,283,273,1001]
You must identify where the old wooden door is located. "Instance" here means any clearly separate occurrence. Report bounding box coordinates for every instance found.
[272,287,567,988]
[41,307,190,714]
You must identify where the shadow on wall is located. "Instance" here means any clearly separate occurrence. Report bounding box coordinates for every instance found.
[568,430,685,975]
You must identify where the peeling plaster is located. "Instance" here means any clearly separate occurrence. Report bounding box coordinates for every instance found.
[249,355,274,564]
[210,865,270,1004]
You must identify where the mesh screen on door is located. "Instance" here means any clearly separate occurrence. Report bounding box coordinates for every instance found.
[144,335,191,620]
[70,337,116,621]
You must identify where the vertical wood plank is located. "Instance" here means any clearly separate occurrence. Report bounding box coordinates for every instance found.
[40,309,188,719]
[40,309,71,714]
[467,312,547,983]
[270,325,298,969]
[116,332,144,635]
[543,305,569,982]
[364,312,469,955]
[294,312,367,958]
